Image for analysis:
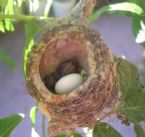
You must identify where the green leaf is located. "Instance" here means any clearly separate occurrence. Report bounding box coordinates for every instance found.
[128,0,145,11]
[128,0,142,5]
[23,21,41,77]
[90,2,144,22]
[134,123,145,137]
[30,106,38,126]
[16,0,22,7]
[4,0,14,15]
[30,106,40,137]
[93,122,122,137]
[31,127,40,137]
[58,132,82,137]
[58,134,70,137]
[72,133,82,137]
[0,114,24,137]
[4,20,14,31]
[0,21,5,32]
[116,58,145,122]
[0,48,16,70]
[0,0,7,7]
[132,18,145,44]
[4,0,15,31]
[25,22,40,46]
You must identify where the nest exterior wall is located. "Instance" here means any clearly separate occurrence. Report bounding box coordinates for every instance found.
[26,25,118,137]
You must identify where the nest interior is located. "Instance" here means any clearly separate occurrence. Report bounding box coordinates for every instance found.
[39,35,89,94]
[26,25,118,137]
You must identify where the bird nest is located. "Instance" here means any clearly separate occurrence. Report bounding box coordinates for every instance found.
[25,25,118,137]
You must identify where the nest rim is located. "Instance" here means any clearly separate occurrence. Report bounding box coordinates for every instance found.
[25,25,100,103]
[25,24,117,124]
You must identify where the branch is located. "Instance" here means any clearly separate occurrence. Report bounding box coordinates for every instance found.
[71,0,96,22]
[0,13,68,28]
[80,0,96,18]
[0,14,54,22]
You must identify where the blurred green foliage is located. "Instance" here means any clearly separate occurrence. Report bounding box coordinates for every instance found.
[93,122,122,137]
[0,114,24,137]
[91,0,145,47]
[0,48,16,70]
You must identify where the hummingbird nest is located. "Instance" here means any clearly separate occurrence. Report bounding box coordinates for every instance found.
[24,0,118,136]
[25,25,117,136]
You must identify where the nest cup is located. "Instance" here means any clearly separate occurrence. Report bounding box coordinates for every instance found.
[25,25,117,136]
[39,27,89,94]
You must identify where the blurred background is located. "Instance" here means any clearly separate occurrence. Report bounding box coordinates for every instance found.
[0,0,145,137]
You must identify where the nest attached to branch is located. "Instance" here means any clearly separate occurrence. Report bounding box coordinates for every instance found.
[26,25,117,136]
[25,0,118,136]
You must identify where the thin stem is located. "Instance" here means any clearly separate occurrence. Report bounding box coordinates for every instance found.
[0,14,54,22]
[42,115,46,137]
[0,13,70,29]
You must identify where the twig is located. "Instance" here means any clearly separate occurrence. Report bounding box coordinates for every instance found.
[42,115,46,137]
[71,0,96,22]
[80,0,96,18]
[0,14,48,22]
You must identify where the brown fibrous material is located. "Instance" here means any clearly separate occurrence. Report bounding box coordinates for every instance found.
[26,25,118,137]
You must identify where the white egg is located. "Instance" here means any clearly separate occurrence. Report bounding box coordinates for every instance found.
[55,73,84,95]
